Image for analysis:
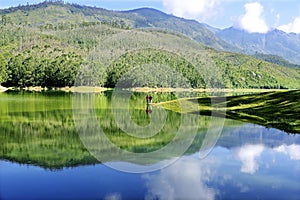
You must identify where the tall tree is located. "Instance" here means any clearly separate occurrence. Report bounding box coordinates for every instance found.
[0,53,8,84]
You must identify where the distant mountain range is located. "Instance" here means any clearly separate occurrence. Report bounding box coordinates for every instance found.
[216,27,300,65]
[122,8,239,52]
[125,8,300,66]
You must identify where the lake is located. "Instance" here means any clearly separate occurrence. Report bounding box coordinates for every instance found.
[0,91,299,200]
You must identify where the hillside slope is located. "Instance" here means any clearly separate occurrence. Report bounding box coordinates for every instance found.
[2,2,300,67]
[123,8,238,52]
[0,2,237,52]
[0,2,299,89]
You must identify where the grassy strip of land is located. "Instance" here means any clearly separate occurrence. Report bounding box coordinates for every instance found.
[3,86,113,93]
[128,87,286,93]
[156,90,300,133]
[4,86,285,94]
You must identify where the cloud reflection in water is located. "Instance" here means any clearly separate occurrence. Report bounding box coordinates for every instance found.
[274,144,300,160]
[142,124,300,200]
[235,144,265,174]
[144,157,216,200]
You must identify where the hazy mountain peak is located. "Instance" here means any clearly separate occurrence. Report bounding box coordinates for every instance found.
[217,26,300,65]
[126,7,168,14]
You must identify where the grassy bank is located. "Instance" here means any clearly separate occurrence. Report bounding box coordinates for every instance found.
[4,86,112,93]
[157,90,300,133]
[4,86,286,94]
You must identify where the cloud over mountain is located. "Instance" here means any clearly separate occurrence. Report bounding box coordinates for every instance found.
[235,2,269,33]
[278,16,300,34]
[162,0,221,21]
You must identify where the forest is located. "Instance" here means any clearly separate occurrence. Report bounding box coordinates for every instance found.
[0,1,300,89]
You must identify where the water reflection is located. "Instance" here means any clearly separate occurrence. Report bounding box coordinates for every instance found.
[146,104,152,114]
[1,123,300,199]
[235,144,265,174]
[0,91,300,199]
[104,193,122,200]
[234,143,300,174]
[144,157,215,200]
[274,144,300,160]
[143,124,300,200]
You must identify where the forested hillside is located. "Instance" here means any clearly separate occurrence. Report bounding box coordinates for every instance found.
[0,1,299,89]
[252,53,300,69]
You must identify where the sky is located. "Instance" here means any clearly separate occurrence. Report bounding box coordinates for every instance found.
[0,0,300,33]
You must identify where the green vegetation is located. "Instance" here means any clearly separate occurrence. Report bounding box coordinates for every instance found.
[123,8,238,52]
[6,47,83,87]
[158,90,300,133]
[253,53,300,69]
[210,52,299,89]
[106,49,205,88]
[0,52,8,83]
[0,2,299,89]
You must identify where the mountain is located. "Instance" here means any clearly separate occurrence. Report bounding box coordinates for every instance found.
[252,53,300,69]
[0,2,299,89]
[0,2,238,52]
[216,27,300,65]
[122,8,238,52]
[120,9,300,66]
[1,1,300,66]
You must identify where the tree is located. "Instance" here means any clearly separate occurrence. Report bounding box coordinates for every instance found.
[0,53,8,84]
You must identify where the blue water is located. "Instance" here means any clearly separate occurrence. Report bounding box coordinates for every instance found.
[1,123,300,200]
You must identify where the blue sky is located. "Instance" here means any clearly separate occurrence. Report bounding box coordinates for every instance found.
[1,0,300,33]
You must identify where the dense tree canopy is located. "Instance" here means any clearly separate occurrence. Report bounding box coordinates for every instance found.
[106,49,205,88]
[4,46,83,88]
[0,53,8,84]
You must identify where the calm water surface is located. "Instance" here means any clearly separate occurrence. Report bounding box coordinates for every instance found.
[0,91,299,200]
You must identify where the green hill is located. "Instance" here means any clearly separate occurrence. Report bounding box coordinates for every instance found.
[0,2,237,51]
[0,2,299,89]
[123,8,238,52]
[252,53,300,69]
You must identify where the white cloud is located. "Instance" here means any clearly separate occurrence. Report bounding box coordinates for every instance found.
[277,17,300,34]
[144,157,215,200]
[276,14,280,21]
[236,144,264,174]
[274,144,300,160]
[162,0,221,21]
[236,2,269,33]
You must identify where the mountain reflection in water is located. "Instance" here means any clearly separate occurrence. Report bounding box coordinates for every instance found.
[0,91,299,199]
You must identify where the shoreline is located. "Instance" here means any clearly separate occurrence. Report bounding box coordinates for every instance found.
[1,86,292,93]
[3,86,112,93]
[0,85,8,92]
[129,87,289,93]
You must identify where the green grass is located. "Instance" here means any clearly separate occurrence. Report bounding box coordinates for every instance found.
[157,90,300,133]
